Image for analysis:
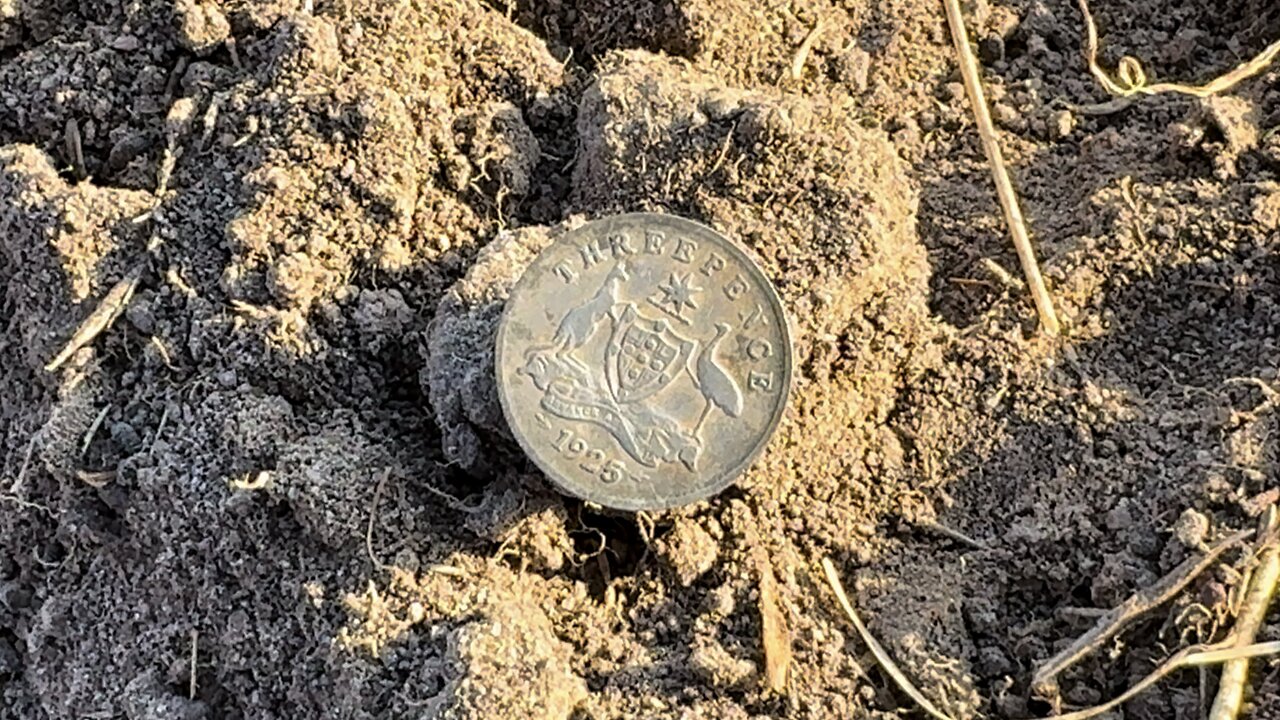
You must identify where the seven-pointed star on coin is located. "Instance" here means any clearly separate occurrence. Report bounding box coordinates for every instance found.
[656,272,701,316]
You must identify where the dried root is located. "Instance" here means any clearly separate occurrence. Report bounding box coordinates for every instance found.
[1049,639,1280,720]
[1076,0,1280,100]
[821,557,957,720]
[757,548,791,694]
[1031,527,1254,699]
[1208,508,1280,720]
[46,265,144,372]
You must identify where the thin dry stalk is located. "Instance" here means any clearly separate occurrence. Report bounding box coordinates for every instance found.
[1076,0,1280,99]
[1209,509,1280,720]
[149,399,170,456]
[1031,527,1254,696]
[155,148,177,197]
[920,520,991,551]
[1049,640,1280,720]
[65,118,85,180]
[942,0,1061,336]
[757,548,792,693]
[75,469,115,488]
[46,265,144,372]
[149,336,176,369]
[421,477,485,513]
[425,564,466,577]
[789,17,825,81]
[188,629,198,700]
[8,436,36,495]
[0,492,53,516]
[821,557,957,720]
[81,403,112,457]
[980,257,1025,292]
[365,470,390,570]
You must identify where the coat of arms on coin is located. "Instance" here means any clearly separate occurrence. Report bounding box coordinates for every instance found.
[496,213,793,511]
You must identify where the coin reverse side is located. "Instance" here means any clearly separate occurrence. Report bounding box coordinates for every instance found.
[496,213,792,511]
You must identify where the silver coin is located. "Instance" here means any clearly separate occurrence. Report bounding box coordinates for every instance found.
[496,213,793,511]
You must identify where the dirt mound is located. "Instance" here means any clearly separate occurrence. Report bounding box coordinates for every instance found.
[3,0,1280,718]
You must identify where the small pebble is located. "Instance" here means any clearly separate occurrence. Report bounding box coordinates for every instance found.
[166,98,198,141]
[992,102,1019,129]
[109,421,142,454]
[174,0,231,55]
[1048,109,1076,140]
[1105,502,1134,531]
[1172,508,1210,549]
[110,34,140,52]
[837,47,872,93]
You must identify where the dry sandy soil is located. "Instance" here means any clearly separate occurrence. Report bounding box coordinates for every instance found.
[2,0,1279,718]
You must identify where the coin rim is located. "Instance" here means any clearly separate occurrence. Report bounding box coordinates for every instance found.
[495,212,793,512]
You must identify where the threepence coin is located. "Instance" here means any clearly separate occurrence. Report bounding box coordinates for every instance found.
[496,213,792,511]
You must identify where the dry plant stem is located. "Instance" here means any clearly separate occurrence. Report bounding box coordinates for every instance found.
[76,469,115,488]
[920,520,991,551]
[1076,0,1280,99]
[65,118,85,180]
[757,548,792,693]
[1031,527,1254,694]
[9,436,36,494]
[1049,640,1280,720]
[1209,510,1280,720]
[789,17,825,81]
[365,470,390,570]
[150,402,170,457]
[46,264,144,372]
[942,0,1060,336]
[81,404,112,457]
[188,629,198,700]
[821,557,957,720]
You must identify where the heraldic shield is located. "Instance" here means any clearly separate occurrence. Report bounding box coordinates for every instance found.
[605,305,696,405]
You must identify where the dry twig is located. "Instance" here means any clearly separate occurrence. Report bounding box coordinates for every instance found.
[8,436,36,495]
[821,557,957,720]
[46,265,144,372]
[81,404,112,457]
[1031,527,1254,697]
[789,17,825,81]
[1209,508,1280,720]
[980,257,1024,292]
[1048,639,1280,720]
[757,548,792,693]
[366,470,390,570]
[75,469,115,488]
[188,629,198,700]
[1076,0,1280,100]
[942,0,1060,335]
[0,492,53,516]
[919,520,991,551]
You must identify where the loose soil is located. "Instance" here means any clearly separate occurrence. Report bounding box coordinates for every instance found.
[2,0,1279,718]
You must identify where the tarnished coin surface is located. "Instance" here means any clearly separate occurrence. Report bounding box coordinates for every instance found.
[496,213,792,511]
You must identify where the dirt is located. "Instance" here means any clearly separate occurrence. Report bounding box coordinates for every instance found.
[1,0,1279,718]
